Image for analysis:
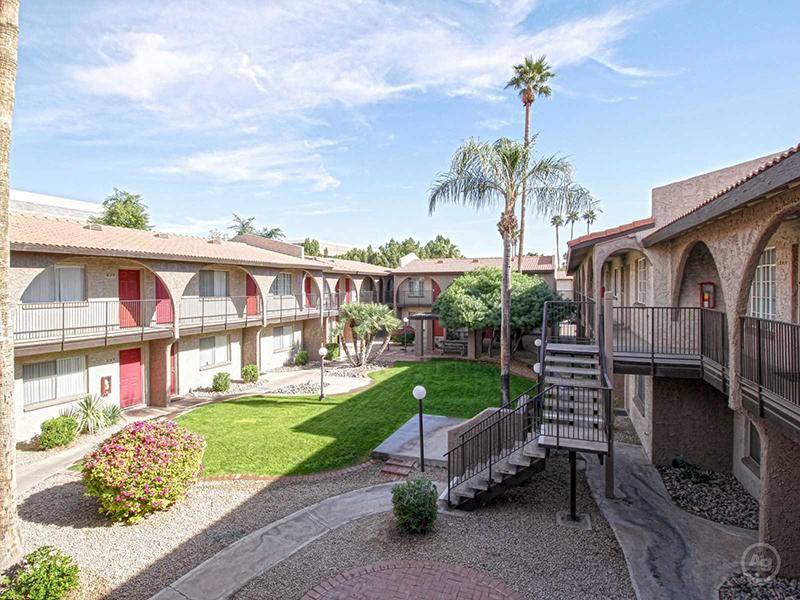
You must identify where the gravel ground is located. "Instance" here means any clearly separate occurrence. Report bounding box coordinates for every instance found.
[269,382,330,395]
[657,462,759,530]
[235,454,635,600]
[17,462,384,600]
[719,573,800,599]
[187,377,269,398]
[15,422,129,473]
[613,415,642,446]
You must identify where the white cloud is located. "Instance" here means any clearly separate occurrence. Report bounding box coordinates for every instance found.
[152,215,231,237]
[477,117,511,130]
[161,140,342,191]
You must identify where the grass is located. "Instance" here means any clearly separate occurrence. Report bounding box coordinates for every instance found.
[177,360,534,477]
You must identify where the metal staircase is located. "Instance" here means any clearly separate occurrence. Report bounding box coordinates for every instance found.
[442,299,615,511]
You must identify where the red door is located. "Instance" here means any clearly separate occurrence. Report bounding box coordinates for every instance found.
[246,275,258,315]
[169,343,178,396]
[119,269,141,328]
[335,280,341,305]
[304,277,313,307]
[155,277,173,325]
[432,281,444,336]
[119,348,143,408]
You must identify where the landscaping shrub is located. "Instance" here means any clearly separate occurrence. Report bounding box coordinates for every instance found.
[324,342,340,360]
[391,327,415,344]
[63,394,110,434]
[0,546,80,600]
[82,420,206,523]
[212,372,231,392]
[241,363,259,384]
[38,416,78,451]
[294,350,309,366]
[392,478,438,534]
[102,404,123,427]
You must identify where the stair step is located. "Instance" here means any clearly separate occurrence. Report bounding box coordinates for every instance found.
[545,355,599,365]
[522,443,547,459]
[545,366,601,376]
[538,434,609,454]
[540,423,607,441]
[385,458,416,468]
[544,376,602,388]
[543,409,604,425]
[380,464,414,477]
[546,343,600,355]
[508,452,532,468]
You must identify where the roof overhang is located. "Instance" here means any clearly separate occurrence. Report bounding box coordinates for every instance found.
[566,220,655,273]
[643,151,800,247]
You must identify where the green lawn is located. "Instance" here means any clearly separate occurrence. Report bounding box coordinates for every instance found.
[177,360,534,476]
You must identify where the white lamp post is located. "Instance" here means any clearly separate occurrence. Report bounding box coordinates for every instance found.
[403,316,409,352]
[318,346,328,401]
[413,385,427,471]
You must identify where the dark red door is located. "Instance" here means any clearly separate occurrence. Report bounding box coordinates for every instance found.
[304,277,313,307]
[432,281,444,336]
[119,348,143,408]
[169,343,178,396]
[119,270,141,328]
[155,277,173,324]
[246,275,258,315]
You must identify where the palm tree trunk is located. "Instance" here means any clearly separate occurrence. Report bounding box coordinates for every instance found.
[500,217,513,405]
[587,220,590,235]
[516,102,532,272]
[570,221,575,240]
[555,225,560,268]
[0,0,21,572]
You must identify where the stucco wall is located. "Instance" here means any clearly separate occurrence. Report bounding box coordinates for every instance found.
[677,242,726,311]
[259,324,303,371]
[177,330,242,393]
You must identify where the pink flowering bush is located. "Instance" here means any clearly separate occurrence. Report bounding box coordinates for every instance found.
[82,419,206,523]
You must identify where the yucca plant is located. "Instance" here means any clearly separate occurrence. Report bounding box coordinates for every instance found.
[102,404,123,427]
[63,395,109,434]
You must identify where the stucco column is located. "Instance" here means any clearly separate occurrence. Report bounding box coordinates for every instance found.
[467,329,480,360]
[303,317,325,357]
[241,327,259,371]
[760,421,800,577]
[425,319,435,354]
[148,339,171,408]
[413,319,424,357]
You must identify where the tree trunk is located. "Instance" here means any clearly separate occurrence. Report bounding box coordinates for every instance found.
[516,101,532,272]
[555,225,560,268]
[340,334,357,366]
[371,334,392,364]
[0,0,20,572]
[570,221,574,240]
[500,220,513,406]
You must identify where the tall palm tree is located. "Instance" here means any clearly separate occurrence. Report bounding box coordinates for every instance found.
[566,209,580,240]
[583,207,599,234]
[0,0,21,572]
[551,214,564,268]
[229,213,256,236]
[505,55,554,272]
[429,138,569,404]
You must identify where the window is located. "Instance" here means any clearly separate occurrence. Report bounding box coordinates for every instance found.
[273,325,294,351]
[407,278,424,297]
[199,335,230,367]
[270,273,293,296]
[22,265,85,303]
[633,375,646,416]
[748,247,777,320]
[22,356,87,407]
[199,270,229,297]
[636,258,648,304]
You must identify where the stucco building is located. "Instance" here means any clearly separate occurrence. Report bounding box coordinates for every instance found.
[566,144,800,576]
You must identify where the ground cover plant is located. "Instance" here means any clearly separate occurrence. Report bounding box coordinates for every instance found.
[37,416,78,450]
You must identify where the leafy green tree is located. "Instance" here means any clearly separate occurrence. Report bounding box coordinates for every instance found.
[338,235,462,267]
[260,226,285,240]
[229,213,256,236]
[506,55,554,272]
[91,189,151,230]
[303,238,321,256]
[330,303,400,366]
[432,268,558,352]
[422,235,462,259]
[429,137,569,404]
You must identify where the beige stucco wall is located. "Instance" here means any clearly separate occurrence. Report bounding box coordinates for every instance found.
[259,323,303,371]
[177,330,242,393]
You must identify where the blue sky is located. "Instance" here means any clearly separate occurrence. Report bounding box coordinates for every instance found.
[10,0,800,257]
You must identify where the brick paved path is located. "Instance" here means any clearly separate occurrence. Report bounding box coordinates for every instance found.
[301,560,522,600]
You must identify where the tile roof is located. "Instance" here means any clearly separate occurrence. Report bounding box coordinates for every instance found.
[650,142,800,236]
[392,255,555,274]
[567,218,655,249]
[309,256,391,276]
[9,213,324,269]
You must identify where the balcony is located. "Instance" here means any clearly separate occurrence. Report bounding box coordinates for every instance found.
[264,293,325,323]
[396,290,435,307]
[13,299,174,356]
[179,295,263,333]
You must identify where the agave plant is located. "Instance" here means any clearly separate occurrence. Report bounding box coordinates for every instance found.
[102,404,123,427]
[63,395,110,434]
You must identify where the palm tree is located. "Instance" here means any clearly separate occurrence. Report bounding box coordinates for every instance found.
[429,138,569,404]
[551,214,564,268]
[566,209,580,240]
[506,55,554,272]
[260,226,285,240]
[583,206,599,234]
[229,213,256,236]
[0,0,21,572]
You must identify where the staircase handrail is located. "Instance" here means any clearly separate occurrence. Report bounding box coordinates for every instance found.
[458,381,541,443]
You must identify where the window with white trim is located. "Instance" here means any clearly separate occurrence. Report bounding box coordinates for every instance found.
[407,278,424,297]
[22,265,85,303]
[636,258,648,304]
[748,247,777,320]
[270,273,293,296]
[273,325,294,351]
[22,356,87,407]
[199,270,229,297]
[199,335,230,367]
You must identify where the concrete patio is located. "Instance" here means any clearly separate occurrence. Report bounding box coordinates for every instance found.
[372,414,466,468]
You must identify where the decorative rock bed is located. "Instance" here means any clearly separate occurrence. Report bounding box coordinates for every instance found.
[657,461,759,530]
[187,378,269,398]
[269,382,330,395]
[719,573,800,599]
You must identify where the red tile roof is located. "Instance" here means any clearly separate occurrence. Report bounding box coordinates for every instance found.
[567,218,655,249]
[393,255,555,274]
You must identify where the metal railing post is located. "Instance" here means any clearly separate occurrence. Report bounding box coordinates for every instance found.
[756,318,763,417]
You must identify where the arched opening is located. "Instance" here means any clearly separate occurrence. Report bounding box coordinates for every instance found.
[360,276,376,303]
[302,272,321,308]
[181,265,263,328]
[676,241,726,311]
[335,276,354,304]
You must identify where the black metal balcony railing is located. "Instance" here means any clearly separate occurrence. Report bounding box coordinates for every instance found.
[180,295,262,330]
[613,306,703,357]
[396,290,435,307]
[542,300,596,345]
[14,299,174,346]
[741,316,800,411]
[358,290,377,303]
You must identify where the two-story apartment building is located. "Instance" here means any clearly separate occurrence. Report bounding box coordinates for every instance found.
[567,144,800,576]
[9,214,389,442]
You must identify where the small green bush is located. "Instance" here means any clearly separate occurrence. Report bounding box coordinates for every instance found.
[82,420,206,523]
[391,327,415,344]
[0,546,80,600]
[241,364,259,383]
[392,478,438,534]
[294,350,309,366]
[38,416,78,451]
[102,404,123,427]
[63,394,109,434]
[212,372,231,392]
[324,342,340,360]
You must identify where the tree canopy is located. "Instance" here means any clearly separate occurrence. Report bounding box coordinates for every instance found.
[302,238,321,256]
[330,303,400,366]
[228,214,285,239]
[91,189,151,230]
[337,235,462,267]
[432,267,559,348]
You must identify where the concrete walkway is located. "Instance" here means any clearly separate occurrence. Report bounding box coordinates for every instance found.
[372,414,465,467]
[585,442,756,600]
[150,481,424,600]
